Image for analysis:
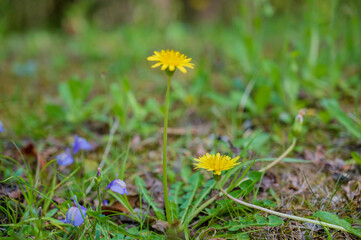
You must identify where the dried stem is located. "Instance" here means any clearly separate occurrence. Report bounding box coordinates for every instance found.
[217,181,348,233]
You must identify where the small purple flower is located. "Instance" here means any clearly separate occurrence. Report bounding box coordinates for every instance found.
[56,148,74,166]
[97,168,101,178]
[105,175,127,195]
[38,207,42,218]
[102,199,109,206]
[72,135,93,154]
[62,196,87,227]
[0,121,4,133]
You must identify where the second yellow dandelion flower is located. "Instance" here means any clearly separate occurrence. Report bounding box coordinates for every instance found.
[194,153,241,176]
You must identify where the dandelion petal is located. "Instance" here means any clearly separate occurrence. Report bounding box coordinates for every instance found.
[147,49,194,74]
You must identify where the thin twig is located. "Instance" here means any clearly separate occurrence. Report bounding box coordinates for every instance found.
[239,78,256,114]
[217,181,348,233]
[258,138,297,173]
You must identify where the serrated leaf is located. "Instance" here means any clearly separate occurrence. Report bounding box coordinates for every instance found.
[268,215,284,227]
[135,176,165,220]
[227,221,241,232]
[239,179,253,190]
[313,211,361,237]
[180,172,202,223]
[169,201,178,221]
[95,223,102,240]
[235,233,250,240]
[169,181,183,222]
[248,171,263,182]
[263,199,277,208]
[230,190,243,198]
[45,208,58,218]
[190,179,215,214]
[255,215,267,225]
[313,211,351,229]
[205,208,218,214]
[239,179,254,196]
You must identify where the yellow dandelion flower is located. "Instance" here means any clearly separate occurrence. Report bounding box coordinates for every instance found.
[194,153,240,175]
[147,49,194,74]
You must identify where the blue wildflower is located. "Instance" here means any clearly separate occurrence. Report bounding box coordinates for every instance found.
[72,135,92,154]
[62,196,87,227]
[0,121,4,133]
[56,148,74,166]
[105,175,127,195]
[38,207,42,218]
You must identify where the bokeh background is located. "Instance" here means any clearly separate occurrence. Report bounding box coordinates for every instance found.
[0,0,360,150]
[1,1,361,238]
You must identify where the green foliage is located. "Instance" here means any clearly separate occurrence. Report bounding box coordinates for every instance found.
[1,0,361,238]
[239,171,263,196]
[168,181,183,221]
[313,211,361,237]
[351,152,361,165]
[46,77,106,124]
[254,85,271,114]
[206,214,283,238]
[179,172,203,224]
[322,99,361,140]
[135,176,165,221]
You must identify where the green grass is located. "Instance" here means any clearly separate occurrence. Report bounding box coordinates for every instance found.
[1,0,361,239]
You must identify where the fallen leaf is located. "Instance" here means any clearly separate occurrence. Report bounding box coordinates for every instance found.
[144,173,165,207]
[0,187,22,200]
[101,195,139,215]
[260,172,277,191]
[20,142,46,169]
[130,135,142,151]
[304,145,326,165]
[342,179,361,202]
[152,219,168,233]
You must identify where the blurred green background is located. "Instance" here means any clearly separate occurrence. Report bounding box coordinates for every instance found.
[1,2,361,238]
[0,0,360,149]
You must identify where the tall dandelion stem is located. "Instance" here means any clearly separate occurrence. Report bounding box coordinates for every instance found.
[147,49,194,224]
[163,74,172,224]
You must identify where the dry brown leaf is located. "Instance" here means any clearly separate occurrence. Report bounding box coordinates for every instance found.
[20,142,46,169]
[2,187,22,200]
[151,219,168,233]
[101,195,139,215]
[102,201,129,214]
[130,134,142,151]
[260,172,277,191]
[342,180,361,202]
[196,144,206,156]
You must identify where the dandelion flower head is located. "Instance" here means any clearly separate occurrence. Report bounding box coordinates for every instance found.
[194,153,240,175]
[147,49,194,74]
